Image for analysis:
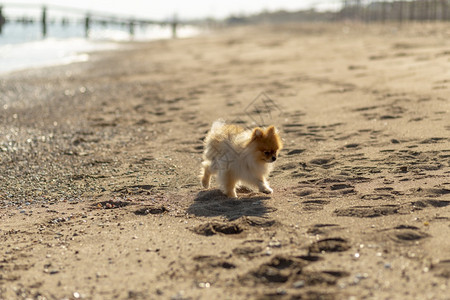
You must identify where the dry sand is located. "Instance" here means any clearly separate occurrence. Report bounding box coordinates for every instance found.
[0,23,449,300]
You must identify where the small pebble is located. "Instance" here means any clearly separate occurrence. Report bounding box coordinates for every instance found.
[269,240,281,248]
[198,282,210,288]
[293,280,305,288]
[356,273,368,279]
[263,248,272,256]
[276,288,287,295]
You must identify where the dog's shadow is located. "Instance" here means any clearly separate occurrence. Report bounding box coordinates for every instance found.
[187,189,274,221]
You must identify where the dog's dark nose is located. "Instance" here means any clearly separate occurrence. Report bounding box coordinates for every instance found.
[272,156,276,161]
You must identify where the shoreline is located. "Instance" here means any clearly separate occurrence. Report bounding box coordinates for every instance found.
[0,37,123,75]
[0,22,449,299]
[0,23,204,75]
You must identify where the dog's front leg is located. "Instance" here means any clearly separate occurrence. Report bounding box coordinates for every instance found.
[257,178,273,194]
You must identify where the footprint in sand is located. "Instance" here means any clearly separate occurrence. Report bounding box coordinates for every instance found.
[308,237,351,253]
[410,199,450,211]
[420,137,448,144]
[286,149,306,155]
[306,224,341,235]
[301,199,330,211]
[192,255,236,270]
[192,215,277,237]
[191,222,244,236]
[282,123,305,134]
[343,143,360,149]
[241,255,308,285]
[309,156,335,168]
[240,254,349,299]
[331,183,354,190]
[232,246,264,260]
[386,225,430,243]
[243,216,277,228]
[279,162,298,170]
[334,205,401,218]
[134,206,167,215]
[361,193,395,201]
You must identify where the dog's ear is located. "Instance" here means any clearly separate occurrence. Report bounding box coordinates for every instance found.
[252,127,264,139]
[266,125,275,136]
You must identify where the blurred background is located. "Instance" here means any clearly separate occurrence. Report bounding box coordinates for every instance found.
[1,0,449,73]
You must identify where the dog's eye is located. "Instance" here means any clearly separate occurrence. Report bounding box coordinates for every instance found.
[264,151,270,156]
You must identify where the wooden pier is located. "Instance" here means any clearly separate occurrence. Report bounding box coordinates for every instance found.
[1,1,449,40]
[0,3,179,39]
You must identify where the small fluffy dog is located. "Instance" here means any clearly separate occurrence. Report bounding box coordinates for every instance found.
[201,120,283,198]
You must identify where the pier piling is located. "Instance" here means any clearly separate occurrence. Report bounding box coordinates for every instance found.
[0,6,5,35]
[41,6,47,38]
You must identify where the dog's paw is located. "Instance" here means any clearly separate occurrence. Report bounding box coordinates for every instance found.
[260,186,273,194]
[225,190,238,198]
[201,179,210,189]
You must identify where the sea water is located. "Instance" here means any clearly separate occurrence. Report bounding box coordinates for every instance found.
[0,22,200,74]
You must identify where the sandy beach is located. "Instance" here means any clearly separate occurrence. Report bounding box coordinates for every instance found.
[0,23,449,299]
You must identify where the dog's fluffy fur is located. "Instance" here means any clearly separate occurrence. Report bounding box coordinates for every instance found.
[201,120,283,198]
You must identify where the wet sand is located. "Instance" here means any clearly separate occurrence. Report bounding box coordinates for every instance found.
[0,23,449,299]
